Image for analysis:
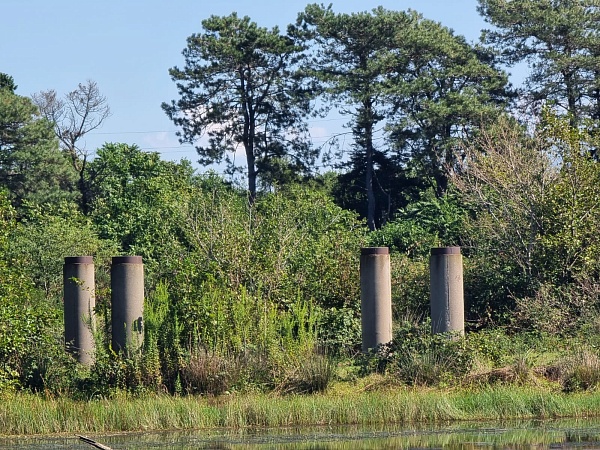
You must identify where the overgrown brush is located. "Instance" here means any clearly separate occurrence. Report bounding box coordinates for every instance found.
[559,349,600,392]
[181,351,236,395]
[276,353,336,394]
[359,317,473,386]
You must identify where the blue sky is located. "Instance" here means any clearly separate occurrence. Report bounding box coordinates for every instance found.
[2,0,502,172]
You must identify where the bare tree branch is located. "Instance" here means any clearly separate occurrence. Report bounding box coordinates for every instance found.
[32,80,111,213]
[33,80,111,171]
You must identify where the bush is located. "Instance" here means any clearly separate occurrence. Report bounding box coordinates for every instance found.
[390,255,430,320]
[453,113,600,328]
[277,352,335,394]
[181,351,236,395]
[513,283,598,335]
[177,184,365,311]
[0,191,75,393]
[358,317,473,386]
[368,189,466,258]
[7,203,117,302]
[317,307,362,355]
[392,320,473,386]
[559,349,600,392]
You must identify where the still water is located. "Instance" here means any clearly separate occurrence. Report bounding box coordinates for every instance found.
[3,419,600,449]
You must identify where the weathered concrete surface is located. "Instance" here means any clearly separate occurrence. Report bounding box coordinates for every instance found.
[360,247,392,351]
[64,256,95,364]
[430,247,464,335]
[111,256,144,354]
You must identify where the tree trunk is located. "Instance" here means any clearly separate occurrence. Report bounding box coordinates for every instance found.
[364,104,376,231]
[564,69,578,127]
[247,148,257,204]
[241,73,257,204]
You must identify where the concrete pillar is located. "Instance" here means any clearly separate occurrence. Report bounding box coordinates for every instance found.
[63,256,95,365]
[430,247,464,335]
[360,247,393,352]
[111,256,144,354]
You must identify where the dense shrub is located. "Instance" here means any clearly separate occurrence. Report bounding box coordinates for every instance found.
[7,203,116,302]
[368,189,466,258]
[0,192,71,392]
[454,113,600,328]
[359,318,473,386]
[176,183,365,310]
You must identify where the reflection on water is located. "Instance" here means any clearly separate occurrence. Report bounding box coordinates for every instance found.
[3,418,600,449]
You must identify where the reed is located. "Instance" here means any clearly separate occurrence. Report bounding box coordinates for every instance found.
[2,386,600,436]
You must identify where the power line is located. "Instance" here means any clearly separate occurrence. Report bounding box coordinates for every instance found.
[137,135,387,154]
[88,116,352,137]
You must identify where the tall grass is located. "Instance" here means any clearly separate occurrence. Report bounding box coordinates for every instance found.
[3,387,600,436]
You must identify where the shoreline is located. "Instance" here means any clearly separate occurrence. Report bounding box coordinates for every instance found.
[2,384,600,437]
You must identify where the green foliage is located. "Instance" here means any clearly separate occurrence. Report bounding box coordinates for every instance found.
[317,307,362,353]
[465,328,516,368]
[0,73,17,91]
[453,112,600,326]
[88,143,194,282]
[478,0,600,124]
[391,319,473,386]
[464,328,553,369]
[454,115,553,281]
[331,152,418,229]
[386,11,510,195]
[0,75,77,211]
[177,183,364,311]
[213,288,311,356]
[143,280,323,393]
[299,5,509,227]
[250,186,365,309]
[0,191,70,392]
[513,283,597,335]
[0,293,46,389]
[103,179,365,393]
[163,13,316,198]
[463,251,526,326]
[538,113,600,284]
[369,189,466,258]
[85,349,147,397]
[389,256,430,319]
[297,5,412,229]
[359,318,473,386]
[369,217,437,260]
[7,202,116,301]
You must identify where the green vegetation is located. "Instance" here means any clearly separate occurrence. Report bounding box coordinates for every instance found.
[3,386,600,435]
[3,0,600,437]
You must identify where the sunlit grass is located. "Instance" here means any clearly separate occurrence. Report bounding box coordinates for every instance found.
[3,384,600,436]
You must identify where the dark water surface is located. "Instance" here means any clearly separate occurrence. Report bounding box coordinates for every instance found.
[3,419,600,449]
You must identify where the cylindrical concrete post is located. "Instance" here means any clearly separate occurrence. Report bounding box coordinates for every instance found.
[430,247,464,335]
[63,256,95,365]
[360,247,393,352]
[111,256,144,354]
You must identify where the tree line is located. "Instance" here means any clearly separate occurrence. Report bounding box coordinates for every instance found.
[4,2,600,227]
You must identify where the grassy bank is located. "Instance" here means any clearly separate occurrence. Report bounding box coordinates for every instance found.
[2,384,600,436]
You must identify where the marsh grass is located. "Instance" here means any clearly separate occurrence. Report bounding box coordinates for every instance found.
[3,386,600,436]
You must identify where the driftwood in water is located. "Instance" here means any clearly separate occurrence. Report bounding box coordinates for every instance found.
[78,435,113,450]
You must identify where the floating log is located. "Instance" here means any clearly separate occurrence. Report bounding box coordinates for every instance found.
[78,435,113,450]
